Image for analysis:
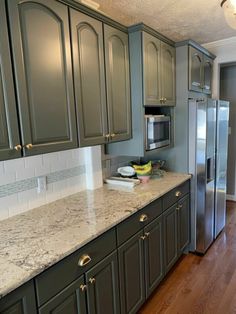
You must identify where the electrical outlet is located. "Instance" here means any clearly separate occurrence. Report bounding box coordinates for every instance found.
[37,176,47,194]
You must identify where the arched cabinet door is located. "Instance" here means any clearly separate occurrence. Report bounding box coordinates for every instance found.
[189,46,203,92]
[70,10,108,146]
[104,25,131,143]
[161,42,176,106]
[203,55,213,95]
[0,1,21,161]
[8,0,77,156]
[143,33,161,106]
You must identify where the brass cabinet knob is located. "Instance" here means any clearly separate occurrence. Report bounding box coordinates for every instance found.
[80,284,87,292]
[163,97,167,103]
[144,232,150,237]
[139,214,148,223]
[14,144,22,151]
[89,277,96,284]
[105,134,110,140]
[78,254,92,267]
[140,235,146,240]
[160,97,164,103]
[25,143,33,150]
[178,204,183,209]
[176,206,179,211]
[110,133,116,138]
[175,191,182,197]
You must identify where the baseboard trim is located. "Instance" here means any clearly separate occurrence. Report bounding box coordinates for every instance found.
[226,194,236,201]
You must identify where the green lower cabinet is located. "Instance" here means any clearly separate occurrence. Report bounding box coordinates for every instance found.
[86,251,120,314]
[39,276,87,314]
[163,193,190,274]
[144,216,164,298]
[178,195,190,254]
[118,230,145,314]
[118,217,165,314]
[0,281,37,314]
[39,251,120,314]
[163,203,178,274]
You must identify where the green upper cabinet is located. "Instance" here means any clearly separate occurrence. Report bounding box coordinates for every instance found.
[143,33,161,106]
[161,42,176,106]
[70,9,108,147]
[70,12,131,146]
[189,46,203,92]
[104,25,131,143]
[189,45,213,94]
[8,0,78,156]
[143,32,176,106]
[0,1,21,161]
[203,55,213,95]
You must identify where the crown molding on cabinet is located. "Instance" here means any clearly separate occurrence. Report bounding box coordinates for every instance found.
[128,23,175,46]
[58,0,128,32]
[176,39,216,59]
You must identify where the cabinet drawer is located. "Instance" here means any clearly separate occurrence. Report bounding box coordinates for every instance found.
[35,228,116,307]
[163,180,190,211]
[117,198,162,246]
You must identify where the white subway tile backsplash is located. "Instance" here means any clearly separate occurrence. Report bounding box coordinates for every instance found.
[28,191,47,210]
[0,161,4,174]
[0,207,9,221]
[42,152,59,169]
[1,194,18,219]
[0,173,16,186]
[15,167,35,180]
[50,160,67,172]
[0,147,93,221]
[24,155,43,169]
[35,165,51,177]
[3,158,25,173]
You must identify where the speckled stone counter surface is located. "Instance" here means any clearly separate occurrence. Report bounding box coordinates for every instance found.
[0,172,191,298]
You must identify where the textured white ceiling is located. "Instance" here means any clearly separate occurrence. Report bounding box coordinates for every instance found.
[95,0,236,43]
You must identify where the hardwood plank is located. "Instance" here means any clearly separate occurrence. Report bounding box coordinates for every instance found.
[139,201,236,314]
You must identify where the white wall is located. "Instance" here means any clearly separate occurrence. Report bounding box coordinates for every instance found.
[203,36,236,98]
[204,37,236,200]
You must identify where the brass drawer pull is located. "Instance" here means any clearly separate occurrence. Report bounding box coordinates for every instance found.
[139,214,148,223]
[78,254,92,267]
[105,134,110,140]
[175,191,182,197]
[25,143,33,150]
[14,144,22,151]
[80,284,87,292]
[140,235,146,240]
[145,232,150,237]
[89,277,96,284]
[111,133,116,138]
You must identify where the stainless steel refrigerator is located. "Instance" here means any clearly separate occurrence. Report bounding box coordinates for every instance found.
[189,98,229,254]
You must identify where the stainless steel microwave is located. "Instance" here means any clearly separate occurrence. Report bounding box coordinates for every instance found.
[145,115,171,150]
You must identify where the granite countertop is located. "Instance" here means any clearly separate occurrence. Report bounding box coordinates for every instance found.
[0,172,191,299]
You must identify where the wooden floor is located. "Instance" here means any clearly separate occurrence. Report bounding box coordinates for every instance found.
[139,201,236,314]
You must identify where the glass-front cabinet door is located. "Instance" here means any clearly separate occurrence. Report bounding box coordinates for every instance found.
[189,46,203,93]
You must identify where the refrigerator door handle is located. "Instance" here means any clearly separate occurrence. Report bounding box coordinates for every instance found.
[207,157,215,183]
